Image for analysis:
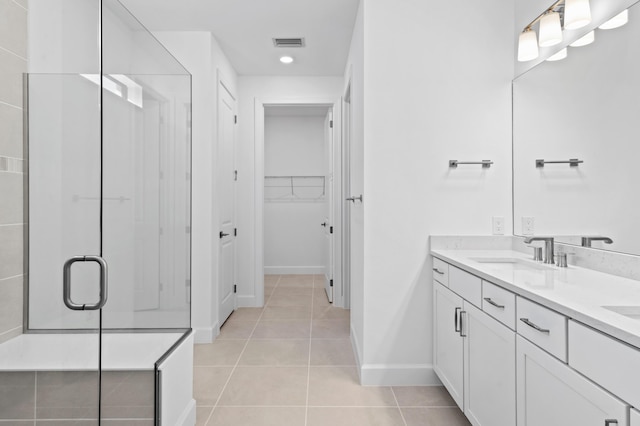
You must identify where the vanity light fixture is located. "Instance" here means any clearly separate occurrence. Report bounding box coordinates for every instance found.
[279,56,294,64]
[518,29,540,61]
[517,0,592,62]
[569,30,595,47]
[539,11,563,47]
[564,0,592,30]
[547,47,568,61]
[599,9,629,30]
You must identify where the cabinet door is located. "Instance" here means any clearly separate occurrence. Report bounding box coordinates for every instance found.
[631,408,640,425]
[464,302,516,426]
[517,336,628,426]
[433,281,464,409]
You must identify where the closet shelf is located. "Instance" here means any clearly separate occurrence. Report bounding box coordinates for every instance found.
[264,175,325,202]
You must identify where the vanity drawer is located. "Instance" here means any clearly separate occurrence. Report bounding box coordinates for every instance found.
[449,266,481,307]
[432,257,449,286]
[516,297,567,361]
[569,320,640,408]
[482,281,516,330]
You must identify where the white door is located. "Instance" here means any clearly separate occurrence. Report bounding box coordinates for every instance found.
[516,335,628,426]
[323,109,334,302]
[218,82,237,325]
[463,302,515,426]
[433,282,464,409]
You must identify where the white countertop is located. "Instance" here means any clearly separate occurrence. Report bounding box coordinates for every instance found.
[431,248,640,349]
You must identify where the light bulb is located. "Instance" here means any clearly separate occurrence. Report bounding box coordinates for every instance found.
[599,10,628,30]
[547,48,568,61]
[564,0,592,30]
[539,11,563,47]
[569,31,595,47]
[518,30,539,62]
[280,56,294,64]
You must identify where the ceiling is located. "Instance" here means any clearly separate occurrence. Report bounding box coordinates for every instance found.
[119,0,360,76]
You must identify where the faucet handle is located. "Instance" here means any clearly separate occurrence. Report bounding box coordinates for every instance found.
[555,252,568,268]
[528,246,543,262]
[554,252,575,268]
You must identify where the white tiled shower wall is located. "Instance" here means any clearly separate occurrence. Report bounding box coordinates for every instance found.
[0,0,27,343]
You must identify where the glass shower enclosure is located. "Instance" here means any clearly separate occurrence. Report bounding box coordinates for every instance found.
[0,0,193,424]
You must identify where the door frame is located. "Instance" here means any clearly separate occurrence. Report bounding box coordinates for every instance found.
[341,76,352,309]
[217,71,238,325]
[254,96,343,307]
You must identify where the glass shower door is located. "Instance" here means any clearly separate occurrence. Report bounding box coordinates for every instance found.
[25,0,104,423]
[20,0,192,423]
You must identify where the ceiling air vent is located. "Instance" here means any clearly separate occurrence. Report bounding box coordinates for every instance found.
[273,37,305,48]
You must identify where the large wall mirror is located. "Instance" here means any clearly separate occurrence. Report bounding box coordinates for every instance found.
[513,1,640,255]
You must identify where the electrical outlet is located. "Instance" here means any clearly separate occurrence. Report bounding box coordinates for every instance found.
[492,216,505,235]
[522,216,535,235]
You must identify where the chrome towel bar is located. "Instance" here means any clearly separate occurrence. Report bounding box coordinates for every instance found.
[536,158,583,167]
[449,160,493,168]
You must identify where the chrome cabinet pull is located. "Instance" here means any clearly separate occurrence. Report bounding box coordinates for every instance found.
[520,318,550,334]
[63,255,108,311]
[460,311,467,337]
[433,268,445,275]
[454,307,461,333]
[605,420,618,425]
[484,297,505,309]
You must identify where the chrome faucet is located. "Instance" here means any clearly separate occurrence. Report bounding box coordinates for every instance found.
[581,236,613,247]
[524,237,555,264]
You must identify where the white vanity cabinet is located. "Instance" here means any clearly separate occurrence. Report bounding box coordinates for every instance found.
[433,278,516,426]
[431,248,640,426]
[569,319,640,408]
[516,335,628,426]
[433,281,464,408]
[463,301,515,426]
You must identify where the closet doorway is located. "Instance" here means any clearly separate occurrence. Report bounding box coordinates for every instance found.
[255,98,347,309]
[263,104,333,301]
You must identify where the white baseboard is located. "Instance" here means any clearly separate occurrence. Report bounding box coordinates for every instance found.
[237,295,260,308]
[350,323,441,386]
[350,323,363,380]
[264,266,324,275]
[360,363,442,386]
[193,322,219,344]
[177,398,196,426]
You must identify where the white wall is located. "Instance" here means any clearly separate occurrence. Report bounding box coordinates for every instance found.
[153,31,238,343]
[0,0,27,344]
[344,0,365,375]
[236,76,343,306]
[264,114,326,274]
[350,0,514,385]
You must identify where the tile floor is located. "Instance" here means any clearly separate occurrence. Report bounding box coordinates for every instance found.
[193,274,470,426]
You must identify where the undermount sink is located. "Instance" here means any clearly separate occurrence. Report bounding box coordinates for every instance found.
[469,257,551,271]
[602,306,640,321]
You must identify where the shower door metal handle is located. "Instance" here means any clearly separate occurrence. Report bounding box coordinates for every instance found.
[63,256,108,311]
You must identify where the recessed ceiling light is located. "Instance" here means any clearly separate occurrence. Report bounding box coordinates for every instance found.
[280,56,294,64]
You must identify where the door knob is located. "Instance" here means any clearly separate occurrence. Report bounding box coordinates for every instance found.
[219,231,229,239]
[320,222,327,227]
[346,195,363,203]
